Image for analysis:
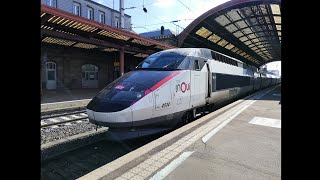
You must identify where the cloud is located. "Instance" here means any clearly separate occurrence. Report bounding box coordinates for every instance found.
[265,61,281,74]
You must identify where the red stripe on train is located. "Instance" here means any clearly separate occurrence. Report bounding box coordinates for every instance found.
[150,70,184,91]
[131,70,184,106]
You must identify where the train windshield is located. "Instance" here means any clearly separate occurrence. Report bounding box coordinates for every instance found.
[96,81,148,101]
[86,80,150,112]
[136,52,187,69]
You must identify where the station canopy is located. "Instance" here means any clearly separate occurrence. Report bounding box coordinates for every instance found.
[178,0,281,67]
[41,5,174,58]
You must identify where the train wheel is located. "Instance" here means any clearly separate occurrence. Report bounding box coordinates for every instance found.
[182,112,190,124]
[208,104,214,113]
[191,109,197,120]
[175,111,191,128]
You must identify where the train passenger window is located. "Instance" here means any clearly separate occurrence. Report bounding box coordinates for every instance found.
[220,56,224,63]
[211,51,216,60]
[194,60,200,70]
[216,54,221,62]
[219,54,223,62]
[224,57,228,64]
[227,58,230,64]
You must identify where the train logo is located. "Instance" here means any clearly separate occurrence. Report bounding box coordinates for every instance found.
[176,82,190,93]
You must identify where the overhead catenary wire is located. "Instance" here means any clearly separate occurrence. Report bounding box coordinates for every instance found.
[126,3,229,53]
[132,18,195,28]
[130,9,236,56]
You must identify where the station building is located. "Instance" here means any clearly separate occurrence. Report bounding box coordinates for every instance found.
[41,0,174,92]
[139,28,178,47]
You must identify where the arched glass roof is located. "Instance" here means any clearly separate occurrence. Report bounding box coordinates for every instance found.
[178,0,281,67]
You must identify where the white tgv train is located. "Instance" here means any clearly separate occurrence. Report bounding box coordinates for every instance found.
[86,48,280,137]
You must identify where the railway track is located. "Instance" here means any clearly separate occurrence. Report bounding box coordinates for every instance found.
[41,110,89,128]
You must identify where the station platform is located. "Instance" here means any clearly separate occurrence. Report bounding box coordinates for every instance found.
[41,89,100,112]
[78,85,281,180]
[41,89,101,104]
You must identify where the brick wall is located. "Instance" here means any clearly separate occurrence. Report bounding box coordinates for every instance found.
[41,45,142,89]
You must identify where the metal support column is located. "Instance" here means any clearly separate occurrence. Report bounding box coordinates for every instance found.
[120,46,124,76]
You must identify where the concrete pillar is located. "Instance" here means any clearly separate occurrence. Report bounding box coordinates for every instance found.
[120,46,124,76]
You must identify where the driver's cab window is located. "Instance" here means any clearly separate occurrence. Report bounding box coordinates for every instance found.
[194,60,200,71]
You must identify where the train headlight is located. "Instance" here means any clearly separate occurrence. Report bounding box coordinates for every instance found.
[137,93,143,99]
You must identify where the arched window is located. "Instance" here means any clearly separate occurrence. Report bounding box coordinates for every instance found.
[82,64,98,80]
[82,64,99,88]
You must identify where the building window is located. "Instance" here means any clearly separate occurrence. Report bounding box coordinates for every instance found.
[99,11,105,24]
[114,16,120,28]
[87,7,94,20]
[73,2,81,16]
[49,0,57,7]
[116,19,119,28]
[82,64,98,80]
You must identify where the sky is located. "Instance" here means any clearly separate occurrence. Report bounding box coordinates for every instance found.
[264,61,281,75]
[93,0,281,74]
[94,0,231,34]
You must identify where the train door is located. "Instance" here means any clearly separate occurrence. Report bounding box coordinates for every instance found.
[251,71,255,92]
[154,82,172,113]
[205,62,211,103]
[212,73,216,92]
[190,60,201,108]
[171,70,191,112]
[190,59,206,108]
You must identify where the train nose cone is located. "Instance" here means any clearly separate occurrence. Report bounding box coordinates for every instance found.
[92,107,133,127]
[86,70,177,128]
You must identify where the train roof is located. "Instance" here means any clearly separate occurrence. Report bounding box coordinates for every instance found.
[162,48,245,64]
